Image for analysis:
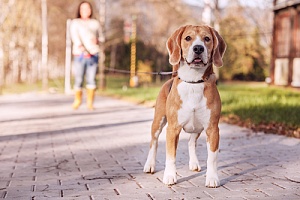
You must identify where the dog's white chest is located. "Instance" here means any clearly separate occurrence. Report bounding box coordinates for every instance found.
[177,82,210,133]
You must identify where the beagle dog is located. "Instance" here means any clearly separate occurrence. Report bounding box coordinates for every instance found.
[143,25,226,187]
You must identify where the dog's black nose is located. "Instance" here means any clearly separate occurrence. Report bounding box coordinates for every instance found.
[193,45,204,54]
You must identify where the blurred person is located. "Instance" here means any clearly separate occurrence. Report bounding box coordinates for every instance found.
[70,1,101,110]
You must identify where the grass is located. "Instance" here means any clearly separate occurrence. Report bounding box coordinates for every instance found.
[1,78,65,94]
[99,75,161,103]
[100,75,300,136]
[218,83,300,128]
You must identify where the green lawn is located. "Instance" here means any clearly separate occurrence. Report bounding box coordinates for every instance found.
[218,83,300,128]
[100,75,300,135]
[99,75,161,103]
[0,78,65,94]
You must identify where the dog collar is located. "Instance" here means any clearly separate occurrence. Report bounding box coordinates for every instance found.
[178,77,204,84]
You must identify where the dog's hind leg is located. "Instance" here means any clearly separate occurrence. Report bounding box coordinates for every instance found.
[143,114,166,173]
[188,132,202,171]
[144,79,173,173]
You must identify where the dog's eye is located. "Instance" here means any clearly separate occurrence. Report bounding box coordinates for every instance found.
[185,36,192,41]
[204,36,211,42]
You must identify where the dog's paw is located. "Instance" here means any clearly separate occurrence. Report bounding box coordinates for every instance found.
[143,162,155,173]
[163,173,177,185]
[205,175,220,188]
[189,161,201,172]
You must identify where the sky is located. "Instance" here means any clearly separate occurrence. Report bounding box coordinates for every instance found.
[183,0,269,9]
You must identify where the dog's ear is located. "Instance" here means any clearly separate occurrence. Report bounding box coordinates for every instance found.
[210,27,226,67]
[166,25,188,65]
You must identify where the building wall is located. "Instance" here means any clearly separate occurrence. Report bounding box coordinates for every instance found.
[271,2,300,86]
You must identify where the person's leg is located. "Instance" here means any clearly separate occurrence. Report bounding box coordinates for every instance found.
[72,56,85,109]
[85,55,98,110]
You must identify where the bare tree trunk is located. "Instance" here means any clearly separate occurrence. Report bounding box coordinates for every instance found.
[17,49,22,83]
[98,0,106,90]
[0,0,16,92]
[41,0,48,90]
[109,44,117,70]
[213,0,220,80]
[20,50,27,82]
[9,39,18,84]
[32,50,39,83]
[0,38,4,94]
[65,19,72,94]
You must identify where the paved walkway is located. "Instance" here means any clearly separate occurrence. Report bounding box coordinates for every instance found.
[0,93,299,200]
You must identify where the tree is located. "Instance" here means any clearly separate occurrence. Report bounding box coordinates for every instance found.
[219,1,270,81]
[41,0,48,90]
[0,0,273,91]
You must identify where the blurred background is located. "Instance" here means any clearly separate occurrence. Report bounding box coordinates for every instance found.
[0,0,299,136]
[0,0,299,92]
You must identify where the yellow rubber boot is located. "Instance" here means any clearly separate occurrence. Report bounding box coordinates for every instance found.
[87,89,95,110]
[72,90,82,109]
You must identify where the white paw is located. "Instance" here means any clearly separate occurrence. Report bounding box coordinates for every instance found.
[163,173,177,185]
[143,162,155,173]
[164,158,177,185]
[189,161,201,172]
[205,175,220,188]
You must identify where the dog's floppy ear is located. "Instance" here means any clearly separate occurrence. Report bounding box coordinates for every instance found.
[210,27,226,67]
[166,25,188,65]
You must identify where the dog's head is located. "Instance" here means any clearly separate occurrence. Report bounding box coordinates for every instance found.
[166,25,226,69]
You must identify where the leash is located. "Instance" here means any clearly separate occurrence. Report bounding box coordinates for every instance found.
[104,67,177,76]
[104,68,206,83]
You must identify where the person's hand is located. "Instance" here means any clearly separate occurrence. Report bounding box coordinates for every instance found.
[79,45,85,52]
[91,38,98,44]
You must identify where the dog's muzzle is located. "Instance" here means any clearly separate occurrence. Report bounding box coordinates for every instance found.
[185,45,208,66]
[193,45,204,55]
[185,57,208,66]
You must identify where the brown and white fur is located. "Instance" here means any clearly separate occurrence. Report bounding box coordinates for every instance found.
[143,25,226,187]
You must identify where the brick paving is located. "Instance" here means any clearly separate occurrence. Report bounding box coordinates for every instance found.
[0,92,299,200]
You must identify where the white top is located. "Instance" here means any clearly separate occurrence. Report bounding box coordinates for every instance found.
[70,18,101,55]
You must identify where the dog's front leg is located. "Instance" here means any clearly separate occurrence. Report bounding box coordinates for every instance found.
[163,125,181,185]
[205,126,220,188]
